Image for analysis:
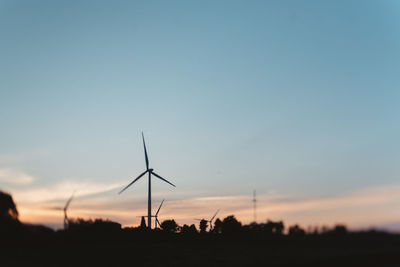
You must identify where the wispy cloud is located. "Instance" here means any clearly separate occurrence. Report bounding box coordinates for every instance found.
[0,168,34,185]
[13,180,125,204]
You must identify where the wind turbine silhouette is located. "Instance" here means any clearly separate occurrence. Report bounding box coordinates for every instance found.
[153,199,164,229]
[63,191,75,230]
[119,133,175,229]
[195,209,219,231]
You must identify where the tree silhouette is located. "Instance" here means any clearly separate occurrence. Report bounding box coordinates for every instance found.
[258,220,285,236]
[221,215,242,235]
[274,221,284,235]
[0,190,22,235]
[288,224,305,237]
[68,218,121,233]
[181,224,189,233]
[213,218,222,233]
[264,221,274,234]
[199,219,208,233]
[140,216,147,229]
[0,191,19,222]
[181,224,198,235]
[328,224,348,237]
[188,224,197,234]
[161,219,179,233]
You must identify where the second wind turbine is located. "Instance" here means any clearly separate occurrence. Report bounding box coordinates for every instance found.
[119,133,176,229]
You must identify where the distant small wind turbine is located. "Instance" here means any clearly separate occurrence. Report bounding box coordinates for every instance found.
[195,209,219,231]
[119,133,175,229]
[153,199,165,229]
[63,191,75,230]
[137,199,165,229]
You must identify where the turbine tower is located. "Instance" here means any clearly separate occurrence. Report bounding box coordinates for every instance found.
[64,191,75,230]
[119,133,175,229]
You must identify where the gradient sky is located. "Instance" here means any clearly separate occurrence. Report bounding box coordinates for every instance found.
[1,0,400,230]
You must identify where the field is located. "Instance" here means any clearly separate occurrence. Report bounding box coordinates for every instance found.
[2,232,400,267]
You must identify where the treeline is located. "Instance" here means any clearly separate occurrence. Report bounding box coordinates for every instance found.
[65,216,350,238]
[0,190,394,240]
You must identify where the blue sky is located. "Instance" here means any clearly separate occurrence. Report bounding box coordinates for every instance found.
[1,0,400,229]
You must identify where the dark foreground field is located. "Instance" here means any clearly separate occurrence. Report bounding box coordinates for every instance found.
[2,232,400,267]
[1,191,399,266]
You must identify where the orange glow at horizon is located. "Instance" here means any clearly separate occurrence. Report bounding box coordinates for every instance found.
[16,183,400,231]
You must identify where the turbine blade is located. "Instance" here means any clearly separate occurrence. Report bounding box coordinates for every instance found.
[156,218,161,228]
[64,190,76,210]
[210,209,219,221]
[118,170,148,194]
[152,172,175,187]
[142,132,149,170]
[155,199,165,216]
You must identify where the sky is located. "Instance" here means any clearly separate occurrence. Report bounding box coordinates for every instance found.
[1,0,400,231]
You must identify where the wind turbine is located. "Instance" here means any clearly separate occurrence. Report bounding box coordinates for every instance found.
[195,209,219,231]
[63,191,75,230]
[119,133,175,229]
[153,199,165,229]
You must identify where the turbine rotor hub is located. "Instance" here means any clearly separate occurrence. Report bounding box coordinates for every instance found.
[149,168,154,172]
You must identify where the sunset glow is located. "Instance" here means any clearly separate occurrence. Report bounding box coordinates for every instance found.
[13,181,400,231]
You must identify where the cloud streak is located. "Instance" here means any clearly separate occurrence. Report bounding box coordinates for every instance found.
[13,180,125,204]
[0,168,34,185]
